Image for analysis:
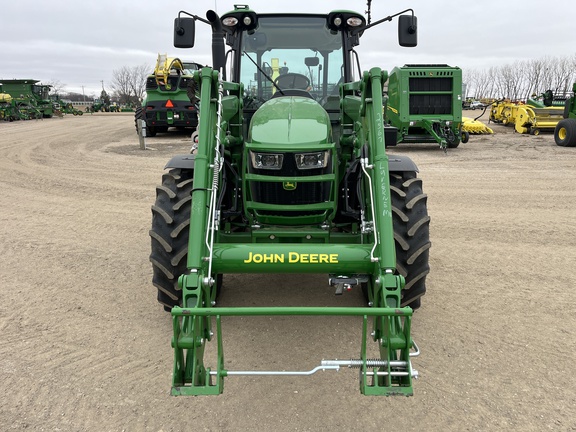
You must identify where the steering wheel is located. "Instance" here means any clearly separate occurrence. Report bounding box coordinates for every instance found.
[274,73,310,91]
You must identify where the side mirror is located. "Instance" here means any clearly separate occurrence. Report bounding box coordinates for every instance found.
[174,17,195,48]
[305,57,320,67]
[398,15,417,47]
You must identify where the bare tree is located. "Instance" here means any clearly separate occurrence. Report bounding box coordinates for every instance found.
[129,63,150,104]
[44,79,66,95]
[469,54,576,101]
[111,63,151,105]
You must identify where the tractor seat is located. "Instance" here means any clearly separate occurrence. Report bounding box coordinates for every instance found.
[271,89,314,99]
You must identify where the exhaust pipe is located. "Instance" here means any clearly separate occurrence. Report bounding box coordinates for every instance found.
[206,10,226,80]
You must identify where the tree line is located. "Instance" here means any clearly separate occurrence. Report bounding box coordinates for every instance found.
[47,63,151,105]
[464,54,576,101]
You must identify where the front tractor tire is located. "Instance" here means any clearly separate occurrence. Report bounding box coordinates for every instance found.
[149,169,194,311]
[554,118,576,147]
[390,171,431,309]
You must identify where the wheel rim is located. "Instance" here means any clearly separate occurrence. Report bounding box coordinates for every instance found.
[558,127,567,140]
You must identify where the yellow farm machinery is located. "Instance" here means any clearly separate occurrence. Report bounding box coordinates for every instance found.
[489,90,567,135]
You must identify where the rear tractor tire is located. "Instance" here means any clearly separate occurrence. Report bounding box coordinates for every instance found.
[554,118,576,147]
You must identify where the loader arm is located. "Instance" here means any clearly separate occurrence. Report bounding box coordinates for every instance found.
[171,67,418,396]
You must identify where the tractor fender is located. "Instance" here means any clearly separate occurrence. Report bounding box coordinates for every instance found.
[388,155,419,173]
[164,154,195,170]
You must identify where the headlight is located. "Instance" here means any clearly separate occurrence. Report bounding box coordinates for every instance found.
[295,151,329,170]
[250,151,284,170]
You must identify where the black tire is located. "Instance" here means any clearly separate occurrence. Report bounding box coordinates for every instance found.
[149,169,194,310]
[554,118,576,147]
[134,107,157,137]
[390,171,431,309]
[461,130,470,143]
[447,136,460,148]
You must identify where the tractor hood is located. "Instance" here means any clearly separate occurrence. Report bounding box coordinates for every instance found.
[248,97,332,147]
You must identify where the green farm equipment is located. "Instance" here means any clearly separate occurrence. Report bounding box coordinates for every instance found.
[150,5,430,396]
[0,88,16,121]
[0,79,53,119]
[135,54,203,137]
[554,83,576,147]
[51,95,84,116]
[384,65,465,149]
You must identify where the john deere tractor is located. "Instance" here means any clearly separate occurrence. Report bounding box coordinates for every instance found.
[554,82,576,147]
[150,5,430,396]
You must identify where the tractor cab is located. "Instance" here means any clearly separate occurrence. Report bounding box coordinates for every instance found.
[174,5,417,133]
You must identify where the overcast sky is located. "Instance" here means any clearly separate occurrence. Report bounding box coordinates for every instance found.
[2,0,574,96]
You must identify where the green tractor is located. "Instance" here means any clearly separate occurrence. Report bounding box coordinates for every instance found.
[135,55,203,137]
[150,5,430,396]
[554,82,576,147]
[385,64,465,149]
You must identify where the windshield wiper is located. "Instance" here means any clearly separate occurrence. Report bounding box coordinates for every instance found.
[243,51,285,96]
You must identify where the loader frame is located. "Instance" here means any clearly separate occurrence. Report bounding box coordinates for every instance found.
[172,67,417,396]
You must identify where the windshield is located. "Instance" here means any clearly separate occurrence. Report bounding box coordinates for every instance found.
[239,16,343,110]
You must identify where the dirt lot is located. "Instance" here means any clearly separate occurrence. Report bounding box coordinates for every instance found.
[1,111,575,431]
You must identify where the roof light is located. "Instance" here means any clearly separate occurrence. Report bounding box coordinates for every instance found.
[222,17,238,26]
[333,16,342,27]
[243,15,252,26]
[347,17,363,27]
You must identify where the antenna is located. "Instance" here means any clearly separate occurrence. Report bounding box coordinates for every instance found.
[365,0,372,25]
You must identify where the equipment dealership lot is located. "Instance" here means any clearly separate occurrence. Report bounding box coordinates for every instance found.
[1,112,575,431]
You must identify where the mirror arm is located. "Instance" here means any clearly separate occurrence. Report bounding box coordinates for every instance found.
[176,10,210,35]
[351,8,415,35]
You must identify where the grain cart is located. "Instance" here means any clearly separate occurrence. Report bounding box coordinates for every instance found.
[385,65,464,149]
[150,5,430,396]
[134,54,203,137]
[554,82,576,147]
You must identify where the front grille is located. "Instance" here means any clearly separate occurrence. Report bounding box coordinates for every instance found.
[248,152,332,214]
[251,181,331,206]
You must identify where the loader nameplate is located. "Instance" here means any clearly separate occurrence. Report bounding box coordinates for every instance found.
[244,252,339,264]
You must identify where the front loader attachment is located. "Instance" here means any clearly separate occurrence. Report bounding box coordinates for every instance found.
[171,304,419,396]
[163,66,422,397]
